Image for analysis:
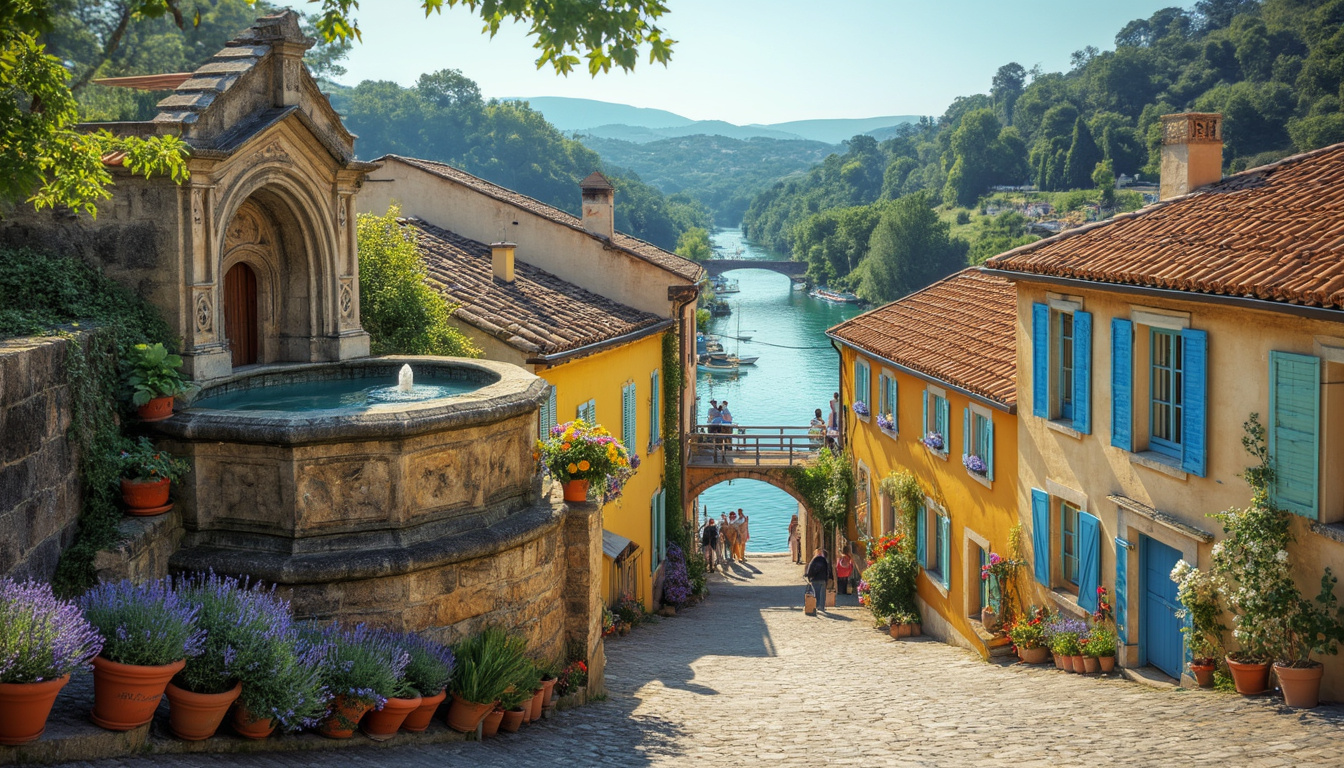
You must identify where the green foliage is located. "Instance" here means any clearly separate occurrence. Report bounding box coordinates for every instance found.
[1084,625,1118,657]
[859,550,918,623]
[450,626,530,706]
[114,436,189,483]
[787,448,853,548]
[879,471,923,558]
[124,342,188,406]
[855,192,968,304]
[967,211,1039,265]
[674,227,713,262]
[661,331,686,549]
[356,206,480,358]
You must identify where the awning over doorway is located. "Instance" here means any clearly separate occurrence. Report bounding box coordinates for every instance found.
[602,530,639,561]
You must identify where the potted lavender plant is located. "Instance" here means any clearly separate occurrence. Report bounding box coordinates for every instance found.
[78,579,204,731]
[394,633,456,734]
[231,630,329,739]
[306,623,409,739]
[0,579,103,745]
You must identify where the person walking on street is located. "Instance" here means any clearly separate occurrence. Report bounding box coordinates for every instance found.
[805,548,831,614]
[788,514,801,564]
[717,512,730,564]
[723,511,739,563]
[700,518,719,572]
[735,508,750,561]
[836,551,855,596]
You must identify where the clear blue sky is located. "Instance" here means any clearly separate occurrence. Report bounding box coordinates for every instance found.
[338,1,1182,125]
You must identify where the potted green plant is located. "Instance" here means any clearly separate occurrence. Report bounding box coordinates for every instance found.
[307,623,409,739]
[0,579,103,745]
[114,437,189,515]
[535,420,636,503]
[396,633,456,733]
[125,342,190,421]
[1170,559,1225,687]
[552,659,588,701]
[78,579,204,731]
[447,627,528,733]
[1046,616,1086,673]
[1005,609,1049,664]
[497,678,531,733]
[1083,624,1118,673]
[858,549,918,635]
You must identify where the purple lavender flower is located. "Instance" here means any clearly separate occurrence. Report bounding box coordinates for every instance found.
[78,578,204,667]
[661,544,693,606]
[852,401,870,417]
[381,631,455,697]
[0,579,103,684]
[921,432,945,451]
[962,454,988,475]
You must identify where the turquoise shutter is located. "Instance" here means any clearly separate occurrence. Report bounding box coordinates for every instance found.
[1111,319,1133,451]
[1269,351,1321,518]
[1076,511,1101,612]
[938,397,949,444]
[986,417,995,481]
[1114,538,1128,644]
[922,389,929,435]
[915,505,927,567]
[962,408,970,460]
[1072,311,1092,434]
[1181,329,1208,477]
[1031,489,1050,585]
[548,387,557,433]
[890,376,898,432]
[1032,303,1049,418]
[938,514,951,588]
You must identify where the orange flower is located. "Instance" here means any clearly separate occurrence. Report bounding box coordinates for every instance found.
[532,451,540,461]
[578,460,590,471]
[567,463,578,474]
[562,443,572,450]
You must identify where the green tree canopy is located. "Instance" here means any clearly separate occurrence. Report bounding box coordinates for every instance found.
[855,193,968,304]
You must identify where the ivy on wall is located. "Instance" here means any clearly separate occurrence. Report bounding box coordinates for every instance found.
[660,330,685,548]
[879,470,923,559]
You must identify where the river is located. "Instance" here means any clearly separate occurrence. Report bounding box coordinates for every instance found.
[694,228,863,553]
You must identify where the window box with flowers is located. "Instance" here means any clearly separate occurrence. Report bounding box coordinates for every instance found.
[962,454,988,476]
[852,401,870,420]
[921,432,945,453]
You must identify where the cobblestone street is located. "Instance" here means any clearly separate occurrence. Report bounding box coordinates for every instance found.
[66,554,1344,768]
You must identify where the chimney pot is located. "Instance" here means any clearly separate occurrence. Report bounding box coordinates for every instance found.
[1160,112,1223,201]
[580,171,615,240]
[491,242,516,283]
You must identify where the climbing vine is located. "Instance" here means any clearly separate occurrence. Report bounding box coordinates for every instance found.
[660,331,686,549]
[879,470,923,558]
[787,448,854,553]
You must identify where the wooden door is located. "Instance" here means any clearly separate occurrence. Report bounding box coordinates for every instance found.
[224,262,258,367]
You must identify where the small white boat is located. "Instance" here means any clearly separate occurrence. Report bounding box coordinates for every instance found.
[810,288,862,304]
[707,352,758,366]
[698,356,742,374]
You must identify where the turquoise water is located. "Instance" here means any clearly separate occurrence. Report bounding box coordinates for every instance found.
[696,229,863,552]
[193,375,478,413]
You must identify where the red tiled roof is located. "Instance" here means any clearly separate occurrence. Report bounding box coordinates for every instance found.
[408,219,665,356]
[827,269,1018,407]
[382,155,704,283]
[986,142,1344,309]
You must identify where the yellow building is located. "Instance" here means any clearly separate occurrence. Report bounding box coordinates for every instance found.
[359,163,704,609]
[984,114,1344,693]
[828,269,1019,656]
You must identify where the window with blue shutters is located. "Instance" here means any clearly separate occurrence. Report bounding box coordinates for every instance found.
[922,503,950,588]
[1031,489,1050,585]
[854,359,871,418]
[651,488,666,573]
[1076,511,1101,612]
[648,369,662,452]
[1031,301,1091,432]
[924,388,950,454]
[1059,313,1075,419]
[1111,319,1133,451]
[577,399,596,424]
[878,372,898,435]
[937,513,951,589]
[1149,328,1184,460]
[1269,351,1321,519]
[539,385,557,439]
[915,503,927,567]
[1061,501,1080,586]
[964,405,994,482]
[621,382,637,453]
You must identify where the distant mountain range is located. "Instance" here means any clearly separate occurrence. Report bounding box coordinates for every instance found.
[506,97,919,144]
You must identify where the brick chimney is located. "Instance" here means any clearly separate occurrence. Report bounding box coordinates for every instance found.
[1160,113,1223,201]
[491,242,516,283]
[580,171,615,239]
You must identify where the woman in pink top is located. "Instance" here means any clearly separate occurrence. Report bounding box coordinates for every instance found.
[836,551,855,595]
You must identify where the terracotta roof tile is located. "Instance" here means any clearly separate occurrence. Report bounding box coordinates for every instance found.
[408,220,664,356]
[383,155,704,283]
[827,269,1017,407]
[986,142,1344,309]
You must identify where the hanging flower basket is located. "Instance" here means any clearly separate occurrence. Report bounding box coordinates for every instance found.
[536,420,635,503]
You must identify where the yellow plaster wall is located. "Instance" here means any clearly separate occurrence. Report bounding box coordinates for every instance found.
[539,334,667,609]
[840,345,1020,656]
[1013,280,1344,694]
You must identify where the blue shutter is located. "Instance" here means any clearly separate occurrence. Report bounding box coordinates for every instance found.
[1076,511,1101,612]
[1181,329,1208,477]
[962,407,970,461]
[1111,319,1133,451]
[1072,311,1092,434]
[986,417,995,482]
[1269,351,1321,519]
[548,387,557,433]
[922,389,929,436]
[915,505,927,567]
[938,514,951,588]
[1032,302,1049,418]
[938,397,950,446]
[890,376,898,432]
[1114,538,1128,645]
[1031,489,1050,585]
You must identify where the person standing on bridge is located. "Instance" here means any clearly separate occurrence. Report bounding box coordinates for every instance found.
[719,401,734,455]
[827,393,840,449]
[805,548,831,614]
[707,400,725,461]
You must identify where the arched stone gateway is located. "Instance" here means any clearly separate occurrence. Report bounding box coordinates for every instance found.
[685,466,815,518]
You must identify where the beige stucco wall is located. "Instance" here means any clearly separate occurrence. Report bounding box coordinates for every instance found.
[1014,278,1344,696]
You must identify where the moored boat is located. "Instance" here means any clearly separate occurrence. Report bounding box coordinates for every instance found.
[809,288,861,304]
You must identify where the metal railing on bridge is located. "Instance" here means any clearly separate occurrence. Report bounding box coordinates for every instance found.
[687,424,823,467]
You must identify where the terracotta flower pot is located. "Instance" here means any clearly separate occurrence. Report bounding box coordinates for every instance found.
[231,704,277,740]
[91,656,185,731]
[401,689,445,732]
[318,694,373,739]
[1190,661,1216,688]
[1018,646,1049,665]
[1226,656,1271,695]
[1053,653,1065,670]
[362,694,421,740]
[0,675,69,746]
[1057,654,1074,672]
[445,693,493,733]
[540,677,558,710]
[137,396,175,422]
[888,623,901,639]
[529,688,544,721]
[1275,662,1324,709]
[1099,656,1116,673]
[120,477,171,513]
[563,479,590,502]
[500,707,526,733]
[1082,656,1100,674]
[164,681,241,741]
[482,708,505,738]
[911,623,922,637]
[1070,654,1086,672]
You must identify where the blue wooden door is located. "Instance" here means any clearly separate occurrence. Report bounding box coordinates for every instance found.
[1141,536,1183,679]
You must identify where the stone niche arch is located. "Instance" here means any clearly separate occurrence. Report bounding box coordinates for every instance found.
[214,168,340,368]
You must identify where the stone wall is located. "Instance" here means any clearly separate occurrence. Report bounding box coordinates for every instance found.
[0,334,84,581]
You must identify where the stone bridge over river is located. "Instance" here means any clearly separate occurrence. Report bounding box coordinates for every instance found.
[703,259,807,278]
[683,425,820,524]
